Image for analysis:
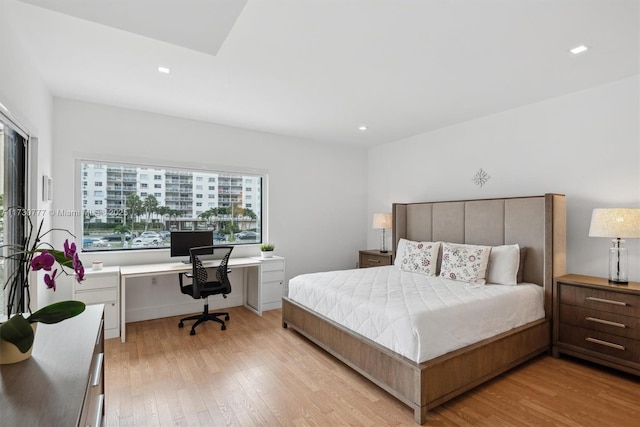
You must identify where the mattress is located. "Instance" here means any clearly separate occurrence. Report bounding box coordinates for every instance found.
[287,265,545,363]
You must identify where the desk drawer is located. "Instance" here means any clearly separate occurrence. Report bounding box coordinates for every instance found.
[263,270,284,283]
[81,274,119,291]
[75,289,118,305]
[559,284,640,317]
[261,260,284,272]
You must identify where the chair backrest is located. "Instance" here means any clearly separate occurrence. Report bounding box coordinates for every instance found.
[189,245,234,299]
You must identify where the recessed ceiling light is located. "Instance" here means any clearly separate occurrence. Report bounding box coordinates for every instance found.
[158,66,171,74]
[569,45,588,55]
[358,125,368,131]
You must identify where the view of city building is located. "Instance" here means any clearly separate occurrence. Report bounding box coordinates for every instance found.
[81,162,262,251]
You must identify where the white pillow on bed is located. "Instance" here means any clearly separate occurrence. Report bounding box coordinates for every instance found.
[439,243,492,284]
[398,240,440,276]
[486,244,520,285]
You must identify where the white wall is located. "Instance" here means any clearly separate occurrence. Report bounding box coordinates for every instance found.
[0,0,54,310]
[368,76,640,281]
[51,98,368,318]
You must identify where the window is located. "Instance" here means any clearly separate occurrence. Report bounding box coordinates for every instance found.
[0,118,28,316]
[78,160,264,252]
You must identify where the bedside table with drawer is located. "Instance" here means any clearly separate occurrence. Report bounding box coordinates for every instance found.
[359,250,393,268]
[553,274,640,375]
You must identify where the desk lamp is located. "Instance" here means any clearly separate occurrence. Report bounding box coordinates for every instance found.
[372,213,392,253]
[589,208,640,284]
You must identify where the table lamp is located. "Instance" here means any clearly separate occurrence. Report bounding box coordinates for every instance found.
[588,208,640,284]
[372,213,392,253]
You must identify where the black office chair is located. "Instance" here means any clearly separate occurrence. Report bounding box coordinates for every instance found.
[178,245,233,335]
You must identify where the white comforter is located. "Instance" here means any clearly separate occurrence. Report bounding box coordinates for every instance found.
[287,265,545,363]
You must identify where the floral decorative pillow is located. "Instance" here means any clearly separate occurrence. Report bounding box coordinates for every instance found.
[440,243,492,284]
[400,241,440,276]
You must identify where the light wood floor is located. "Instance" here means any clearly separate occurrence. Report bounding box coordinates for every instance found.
[105,307,640,426]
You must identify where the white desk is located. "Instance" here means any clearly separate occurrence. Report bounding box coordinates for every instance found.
[119,256,285,342]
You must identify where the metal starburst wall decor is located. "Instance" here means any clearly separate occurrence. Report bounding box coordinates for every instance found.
[473,168,490,187]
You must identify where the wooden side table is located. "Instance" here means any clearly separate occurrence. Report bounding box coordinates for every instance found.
[553,274,640,376]
[359,250,393,268]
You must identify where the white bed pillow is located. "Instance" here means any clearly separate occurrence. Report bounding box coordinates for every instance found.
[398,240,440,276]
[439,243,492,284]
[486,244,520,285]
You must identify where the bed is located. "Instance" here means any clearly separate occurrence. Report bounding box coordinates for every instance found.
[282,194,566,424]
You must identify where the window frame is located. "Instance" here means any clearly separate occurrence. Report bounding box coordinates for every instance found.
[74,157,268,253]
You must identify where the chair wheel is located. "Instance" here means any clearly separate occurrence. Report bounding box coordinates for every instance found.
[221,324,226,331]
[225,315,230,321]
[190,329,196,336]
[178,322,184,328]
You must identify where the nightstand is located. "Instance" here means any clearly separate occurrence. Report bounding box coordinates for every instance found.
[359,250,393,268]
[553,274,640,376]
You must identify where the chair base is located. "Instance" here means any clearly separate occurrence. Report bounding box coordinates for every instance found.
[178,302,230,335]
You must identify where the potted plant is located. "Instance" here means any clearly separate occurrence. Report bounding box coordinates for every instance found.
[0,213,86,364]
[260,243,275,258]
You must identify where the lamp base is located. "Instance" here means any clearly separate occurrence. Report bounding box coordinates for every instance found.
[608,239,628,285]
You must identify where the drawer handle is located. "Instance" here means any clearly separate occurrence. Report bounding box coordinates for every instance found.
[367,259,381,263]
[585,296,627,306]
[585,317,626,328]
[91,353,104,387]
[93,393,104,427]
[585,337,625,351]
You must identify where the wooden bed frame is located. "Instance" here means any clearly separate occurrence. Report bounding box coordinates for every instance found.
[282,194,566,424]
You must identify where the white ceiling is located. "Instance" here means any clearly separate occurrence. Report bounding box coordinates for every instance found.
[9,0,640,146]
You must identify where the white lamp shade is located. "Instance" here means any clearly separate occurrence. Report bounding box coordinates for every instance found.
[589,208,640,238]
[372,213,392,229]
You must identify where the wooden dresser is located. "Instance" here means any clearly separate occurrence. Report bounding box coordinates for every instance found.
[0,304,105,426]
[553,274,640,375]
[358,250,393,268]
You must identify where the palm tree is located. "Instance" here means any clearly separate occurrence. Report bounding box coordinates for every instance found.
[169,208,182,229]
[113,223,130,245]
[142,195,158,231]
[126,193,143,236]
[83,209,95,231]
[155,206,171,230]
[243,208,257,230]
[198,208,219,230]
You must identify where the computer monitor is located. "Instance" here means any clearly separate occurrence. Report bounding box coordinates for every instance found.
[170,231,214,263]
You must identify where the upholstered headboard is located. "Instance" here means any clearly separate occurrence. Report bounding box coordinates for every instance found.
[392,194,566,317]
